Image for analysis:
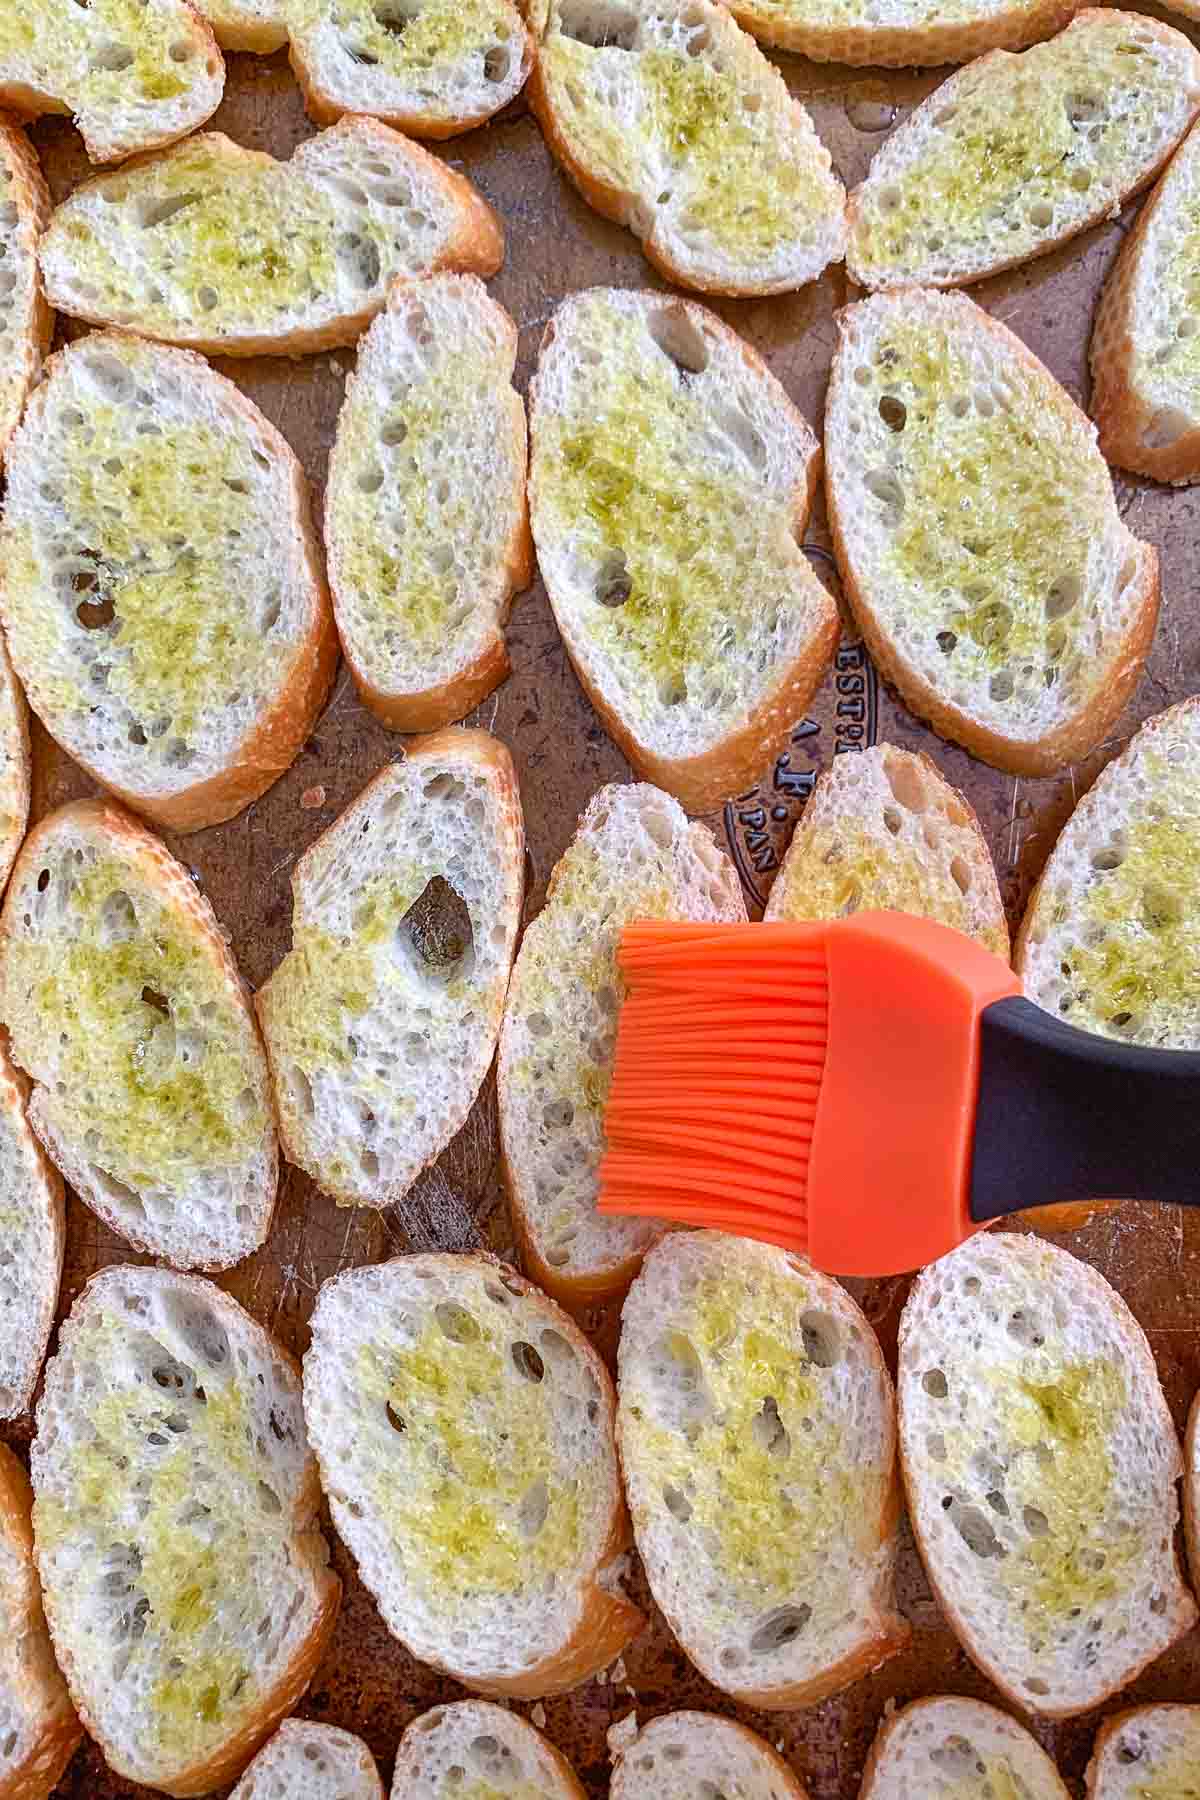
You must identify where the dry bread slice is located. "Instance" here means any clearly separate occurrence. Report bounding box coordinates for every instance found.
[721,0,1075,70]
[0,123,51,467]
[0,331,336,834]
[618,1232,909,1707]
[528,0,846,296]
[230,1719,383,1800]
[859,1697,1070,1799]
[37,119,504,356]
[899,1232,1196,1719]
[1016,697,1200,1047]
[289,0,532,137]
[1086,1704,1200,1799]
[529,288,838,813]
[847,11,1200,291]
[610,1711,809,1799]
[391,1700,585,1798]
[499,782,745,1308]
[763,743,1008,957]
[0,1041,64,1424]
[0,1443,80,1800]
[303,1253,643,1696]
[0,798,278,1270]
[325,275,531,732]
[256,730,523,1208]
[31,1266,340,1798]
[0,636,30,905]
[826,289,1158,777]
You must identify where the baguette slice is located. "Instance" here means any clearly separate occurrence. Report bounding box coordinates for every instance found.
[0,331,336,834]
[0,1039,63,1423]
[618,1232,909,1708]
[826,289,1158,777]
[0,0,222,164]
[1086,1704,1200,1799]
[31,1267,340,1798]
[529,288,838,813]
[499,782,745,1308]
[391,1700,585,1798]
[290,0,532,137]
[847,11,1200,291]
[256,729,523,1208]
[0,123,50,467]
[303,1253,643,1696]
[0,635,30,905]
[38,119,504,356]
[723,0,1076,69]
[325,275,531,732]
[0,798,278,1270]
[859,1697,1071,1799]
[899,1232,1197,1719]
[611,1712,809,1800]
[528,0,846,297]
[0,1443,81,1800]
[763,743,1008,956]
[230,1719,383,1800]
[1016,697,1200,1047]
[197,0,286,52]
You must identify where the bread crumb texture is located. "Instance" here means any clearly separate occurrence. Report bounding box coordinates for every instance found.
[612,1711,801,1800]
[0,139,43,456]
[862,1697,1068,1800]
[392,1698,577,1797]
[1115,120,1200,457]
[1090,1707,1200,1799]
[231,1718,381,1799]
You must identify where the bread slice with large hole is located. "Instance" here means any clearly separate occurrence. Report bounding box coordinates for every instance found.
[847,11,1200,291]
[256,729,523,1208]
[391,1699,585,1798]
[31,1265,340,1798]
[859,1697,1071,1799]
[37,119,503,356]
[0,1442,81,1800]
[0,798,278,1270]
[763,743,1008,955]
[230,1719,383,1800]
[618,1231,909,1707]
[528,0,846,296]
[1016,697,1200,1047]
[304,1252,643,1696]
[325,275,531,732]
[720,0,1075,69]
[825,288,1158,778]
[0,122,51,468]
[499,782,745,1309]
[0,1039,64,1425]
[1086,1704,1200,1799]
[610,1711,810,1799]
[0,331,336,834]
[899,1232,1196,1719]
[529,288,838,813]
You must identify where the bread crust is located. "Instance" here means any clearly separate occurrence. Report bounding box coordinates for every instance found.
[0,634,31,907]
[612,1712,810,1798]
[724,0,1077,65]
[1085,1702,1200,1798]
[858,1696,1072,1798]
[0,1042,64,1422]
[1186,1390,1200,1597]
[202,5,287,52]
[0,119,51,467]
[0,1444,81,1800]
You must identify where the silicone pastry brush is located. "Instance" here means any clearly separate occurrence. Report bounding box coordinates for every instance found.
[597,912,1200,1276]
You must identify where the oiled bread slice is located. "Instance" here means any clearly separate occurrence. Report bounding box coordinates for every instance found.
[197,0,286,52]
[256,729,523,1208]
[230,1719,383,1800]
[0,1444,80,1800]
[763,743,1008,957]
[0,123,50,467]
[618,1232,909,1708]
[31,1266,340,1798]
[528,0,845,297]
[847,11,1200,291]
[0,331,336,834]
[1086,1704,1200,1799]
[611,1711,809,1799]
[899,1232,1196,1719]
[304,1253,643,1696]
[499,782,745,1308]
[529,288,838,813]
[723,0,1074,69]
[391,1699,585,1797]
[38,119,504,356]
[859,1697,1070,1799]
[290,0,532,137]
[1016,697,1200,1047]
[0,635,30,903]
[325,275,531,732]
[0,1040,63,1423]
[0,0,222,164]
[826,289,1158,778]
[0,799,278,1270]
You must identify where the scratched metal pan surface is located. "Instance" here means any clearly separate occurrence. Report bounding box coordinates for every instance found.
[10,18,1200,1798]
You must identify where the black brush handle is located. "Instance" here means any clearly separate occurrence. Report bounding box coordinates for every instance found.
[970,995,1200,1221]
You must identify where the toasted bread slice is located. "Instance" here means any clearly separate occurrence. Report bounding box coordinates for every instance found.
[37,119,504,356]
[31,1266,340,1798]
[303,1253,643,1696]
[231,1719,383,1800]
[290,0,532,137]
[256,729,523,1208]
[198,0,286,51]
[529,288,838,812]
[325,276,531,732]
[723,0,1076,69]
[618,1232,909,1708]
[0,1443,81,1800]
[847,12,1200,291]
[825,289,1158,778]
[860,1697,1071,1799]
[0,799,278,1270]
[1086,1704,1200,1799]
[611,1711,809,1799]
[391,1700,585,1798]
[499,782,745,1308]
[763,744,1009,955]
[0,636,30,906]
[1017,697,1200,1046]
[0,1040,63,1424]
[0,122,50,467]
[528,0,846,296]
[899,1233,1196,1719]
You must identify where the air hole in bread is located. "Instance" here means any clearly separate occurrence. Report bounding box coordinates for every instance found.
[396,875,474,987]
[799,1311,839,1368]
[922,1367,948,1398]
[356,463,384,495]
[595,550,631,608]
[511,1340,545,1383]
[336,232,382,291]
[385,1399,406,1434]
[950,856,971,895]
[649,303,710,377]
[1029,200,1054,228]
[484,43,511,80]
[135,192,199,231]
[371,0,412,36]
[1045,573,1080,619]
[1143,405,1191,449]
[90,39,134,69]
[1091,839,1126,872]
[290,1064,315,1116]
[98,889,137,943]
[865,469,904,522]
[518,1475,549,1538]
[989,670,1014,702]
[434,1300,479,1344]
[84,355,135,403]
[1023,1504,1048,1536]
[538,1327,572,1365]
[659,674,687,707]
[751,1394,790,1457]
[167,1298,231,1369]
[663,1482,692,1521]
[949,1500,1005,1558]
[558,0,638,48]
[929,1736,980,1777]
[749,1602,812,1654]
[1006,1307,1044,1348]
[881,804,903,837]
[76,593,116,630]
[878,395,906,432]
[986,1487,1008,1516]
[712,405,766,471]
